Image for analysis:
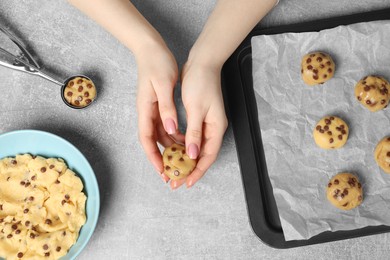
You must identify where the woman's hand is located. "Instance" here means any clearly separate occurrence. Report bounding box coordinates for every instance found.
[136,40,184,183]
[170,60,228,189]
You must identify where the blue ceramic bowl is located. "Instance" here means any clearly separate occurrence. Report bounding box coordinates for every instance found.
[0,130,100,260]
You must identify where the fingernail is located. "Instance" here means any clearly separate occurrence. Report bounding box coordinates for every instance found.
[164,118,176,135]
[186,179,194,188]
[188,143,199,159]
[157,171,168,183]
[171,181,178,190]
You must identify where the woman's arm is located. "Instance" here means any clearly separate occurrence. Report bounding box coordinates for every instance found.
[175,0,277,189]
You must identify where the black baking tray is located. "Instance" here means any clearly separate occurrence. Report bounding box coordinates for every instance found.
[221,8,390,249]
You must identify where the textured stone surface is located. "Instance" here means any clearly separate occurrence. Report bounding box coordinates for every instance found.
[1,0,390,259]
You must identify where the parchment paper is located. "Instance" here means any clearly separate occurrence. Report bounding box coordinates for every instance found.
[251,20,390,241]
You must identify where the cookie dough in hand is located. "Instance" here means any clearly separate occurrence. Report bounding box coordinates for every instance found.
[163,144,196,180]
[301,52,335,86]
[355,75,390,112]
[374,137,390,174]
[313,116,349,149]
[326,173,363,210]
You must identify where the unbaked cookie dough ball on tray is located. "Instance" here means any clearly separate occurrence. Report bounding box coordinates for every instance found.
[162,143,197,180]
[374,136,390,174]
[326,173,363,210]
[313,116,349,149]
[301,52,335,86]
[355,75,390,112]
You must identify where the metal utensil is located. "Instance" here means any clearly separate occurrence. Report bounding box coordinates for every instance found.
[0,26,97,109]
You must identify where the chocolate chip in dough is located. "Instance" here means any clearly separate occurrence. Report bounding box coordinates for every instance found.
[17,252,23,258]
[77,79,83,84]
[334,179,339,185]
[40,167,46,173]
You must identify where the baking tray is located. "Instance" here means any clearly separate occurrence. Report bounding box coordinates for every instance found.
[221,8,390,249]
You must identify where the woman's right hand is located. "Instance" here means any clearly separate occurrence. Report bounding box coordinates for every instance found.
[135,39,184,183]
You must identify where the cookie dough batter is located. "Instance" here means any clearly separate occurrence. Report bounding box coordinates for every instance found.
[355,75,390,112]
[313,116,349,149]
[374,136,390,174]
[301,52,335,86]
[162,144,196,180]
[63,76,96,108]
[0,154,87,260]
[326,173,363,210]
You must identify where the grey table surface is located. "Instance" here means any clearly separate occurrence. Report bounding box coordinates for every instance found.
[1,0,390,259]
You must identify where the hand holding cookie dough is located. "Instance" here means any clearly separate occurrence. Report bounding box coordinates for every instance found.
[326,173,363,210]
[313,116,349,149]
[301,52,335,86]
[0,154,86,260]
[374,137,390,174]
[355,75,390,112]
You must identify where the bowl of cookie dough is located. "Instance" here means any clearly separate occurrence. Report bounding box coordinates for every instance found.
[0,130,100,260]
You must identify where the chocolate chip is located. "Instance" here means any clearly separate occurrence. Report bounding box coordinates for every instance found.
[306,58,312,63]
[17,252,23,258]
[334,179,339,185]
[319,129,325,133]
[342,202,348,207]
[67,91,73,97]
[25,182,30,187]
[313,69,318,74]
[182,150,186,154]
[358,183,362,189]
[324,125,329,131]
[45,219,52,225]
[15,229,21,234]
[40,167,46,173]
[343,189,348,196]
[364,86,370,91]
[45,252,50,257]
[84,91,89,97]
[323,74,327,79]
[307,65,313,70]
[179,158,184,161]
[328,68,333,73]
[328,183,332,187]
[78,86,83,92]
[31,226,36,232]
[172,147,177,152]
[74,100,80,106]
[358,195,362,201]
[340,193,345,198]
[11,159,17,165]
[0,204,2,210]
[20,181,25,186]
[85,99,92,104]
[56,246,61,252]
[25,221,30,227]
[330,116,335,120]
[168,155,172,160]
[0,218,3,223]
[316,57,323,62]
[6,177,10,181]
[43,244,49,250]
[325,119,331,125]
[329,138,334,143]
[31,176,36,181]
[366,100,371,105]
[7,234,13,238]
[77,79,83,84]
[310,54,315,57]
[65,194,70,200]
[87,83,93,88]
[69,81,74,86]
[55,180,60,184]
[327,131,332,135]
[29,196,34,201]
[338,135,342,140]
[23,209,29,214]
[12,224,17,230]
[61,200,66,205]
[381,99,386,105]
[301,69,303,74]
[174,170,180,176]
[30,233,35,239]
[341,130,347,135]
[362,81,366,84]
[316,125,321,131]
[49,165,54,169]
[62,231,66,236]
[326,61,331,66]
[357,96,362,101]
[165,166,170,171]
[320,64,325,69]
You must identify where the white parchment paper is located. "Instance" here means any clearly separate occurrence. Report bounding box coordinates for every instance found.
[251,20,390,241]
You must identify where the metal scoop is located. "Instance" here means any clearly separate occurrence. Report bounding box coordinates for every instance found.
[0,26,97,109]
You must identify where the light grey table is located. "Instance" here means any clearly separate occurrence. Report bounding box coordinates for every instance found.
[1,1,390,259]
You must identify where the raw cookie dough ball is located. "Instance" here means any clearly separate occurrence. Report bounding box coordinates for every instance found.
[355,75,390,112]
[374,136,390,174]
[301,52,335,86]
[313,116,349,149]
[162,143,196,180]
[326,173,363,210]
[64,76,96,108]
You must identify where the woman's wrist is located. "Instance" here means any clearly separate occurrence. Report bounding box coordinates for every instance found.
[186,46,224,73]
